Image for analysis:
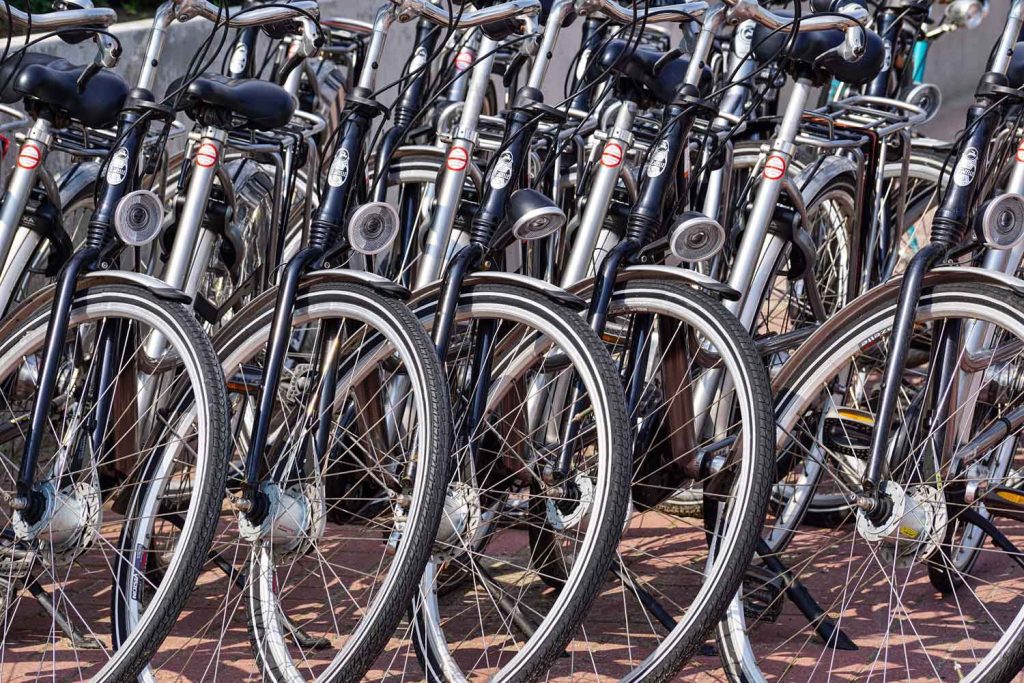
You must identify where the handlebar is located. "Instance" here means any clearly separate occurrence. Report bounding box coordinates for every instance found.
[724,0,868,32]
[389,0,541,28]
[0,2,122,79]
[575,0,709,24]
[322,17,374,34]
[2,4,116,32]
[173,0,319,28]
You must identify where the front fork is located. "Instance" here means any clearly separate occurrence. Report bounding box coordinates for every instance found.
[13,105,151,522]
[860,100,1021,508]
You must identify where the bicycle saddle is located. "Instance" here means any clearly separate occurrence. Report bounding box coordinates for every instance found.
[172,74,296,131]
[599,40,709,106]
[752,15,885,86]
[1006,42,1024,88]
[0,53,128,128]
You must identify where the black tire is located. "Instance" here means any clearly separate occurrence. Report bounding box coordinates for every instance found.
[404,282,633,683]
[192,280,452,682]
[0,283,229,681]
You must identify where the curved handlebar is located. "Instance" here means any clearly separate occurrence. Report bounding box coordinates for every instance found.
[2,5,116,32]
[724,0,869,60]
[174,0,319,28]
[390,0,540,28]
[575,0,709,24]
[724,0,868,32]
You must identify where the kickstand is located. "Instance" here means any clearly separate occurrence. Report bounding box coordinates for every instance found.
[611,560,717,657]
[470,556,539,640]
[958,508,1024,572]
[24,577,102,649]
[756,540,857,651]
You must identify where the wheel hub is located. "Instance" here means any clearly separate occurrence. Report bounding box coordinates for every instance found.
[12,481,101,563]
[238,483,324,558]
[856,480,947,566]
[433,482,482,555]
[546,473,594,531]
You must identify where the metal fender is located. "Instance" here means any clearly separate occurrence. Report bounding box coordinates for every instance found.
[568,264,741,301]
[771,265,1024,392]
[303,268,410,299]
[410,271,586,309]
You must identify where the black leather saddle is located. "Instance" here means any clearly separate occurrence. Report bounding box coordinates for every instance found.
[0,53,128,128]
[752,15,885,86]
[599,40,709,106]
[171,74,296,131]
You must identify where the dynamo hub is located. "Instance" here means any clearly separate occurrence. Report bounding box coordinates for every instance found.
[856,480,948,567]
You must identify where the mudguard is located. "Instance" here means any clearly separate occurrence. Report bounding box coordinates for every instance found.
[410,271,586,309]
[568,264,741,301]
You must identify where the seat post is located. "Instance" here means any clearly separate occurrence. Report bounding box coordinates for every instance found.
[724,77,813,327]
[0,117,53,301]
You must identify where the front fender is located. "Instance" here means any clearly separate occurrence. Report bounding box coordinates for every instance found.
[568,264,741,301]
[771,265,1024,392]
[303,268,410,299]
[410,271,586,310]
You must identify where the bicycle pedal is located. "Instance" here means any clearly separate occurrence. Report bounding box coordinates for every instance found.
[741,565,784,623]
[821,407,874,459]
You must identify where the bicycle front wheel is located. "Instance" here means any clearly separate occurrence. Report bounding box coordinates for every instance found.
[719,281,1024,683]
[149,280,452,682]
[0,283,229,681]
[394,282,633,682]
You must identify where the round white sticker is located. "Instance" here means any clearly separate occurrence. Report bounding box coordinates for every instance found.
[328,149,350,187]
[601,142,623,168]
[446,146,469,172]
[763,154,787,181]
[490,151,514,189]
[16,143,41,170]
[107,147,130,186]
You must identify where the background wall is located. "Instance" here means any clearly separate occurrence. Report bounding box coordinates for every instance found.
[7,0,1012,138]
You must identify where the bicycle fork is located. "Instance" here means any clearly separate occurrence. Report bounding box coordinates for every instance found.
[12,104,151,525]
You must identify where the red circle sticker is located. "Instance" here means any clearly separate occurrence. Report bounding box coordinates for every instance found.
[763,154,787,181]
[446,146,468,172]
[600,142,623,168]
[454,50,475,71]
[195,142,218,168]
[16,143,40,170]
[1017,139,1024,163]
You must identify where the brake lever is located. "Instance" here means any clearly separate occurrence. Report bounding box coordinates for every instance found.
[276,17,321,84]
[76,61,100,93]
[77,32,120,92]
